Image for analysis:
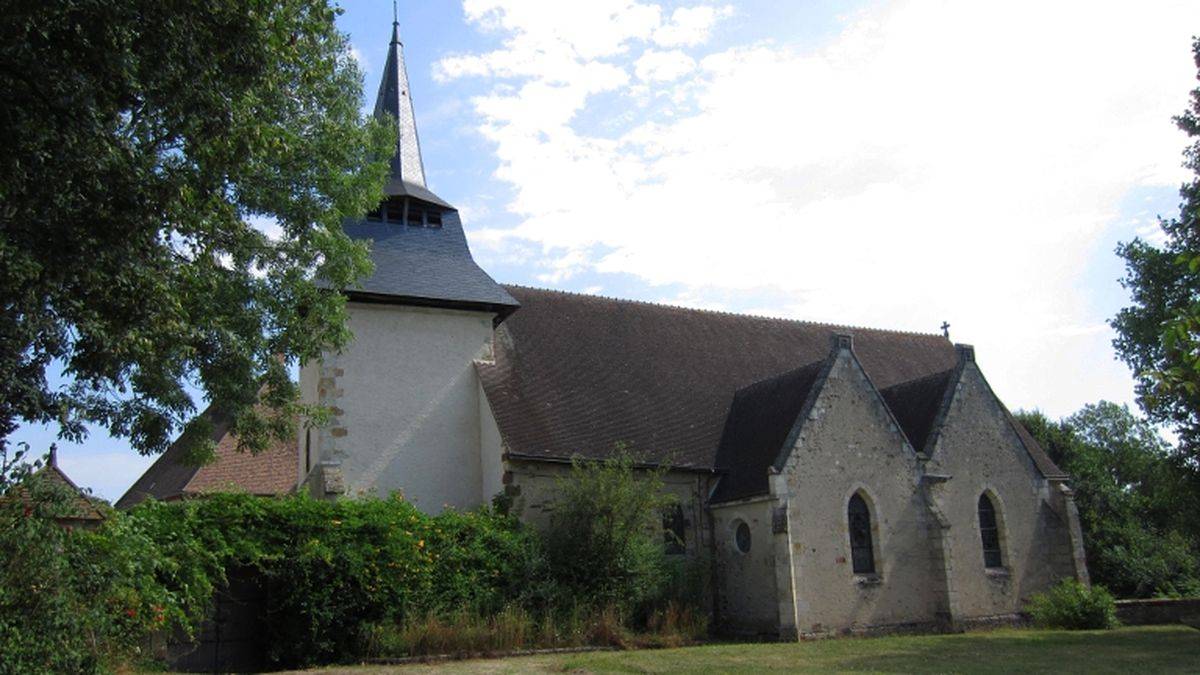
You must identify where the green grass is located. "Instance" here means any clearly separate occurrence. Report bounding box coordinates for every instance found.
[284,626,1200,674]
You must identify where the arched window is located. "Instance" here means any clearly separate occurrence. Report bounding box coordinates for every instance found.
[978,493,1003,568]
[848,494,875,574]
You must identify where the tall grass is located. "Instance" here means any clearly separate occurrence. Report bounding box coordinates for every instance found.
[363,602,708,658]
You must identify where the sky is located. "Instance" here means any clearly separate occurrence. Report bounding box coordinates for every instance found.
[17,0,1200,501]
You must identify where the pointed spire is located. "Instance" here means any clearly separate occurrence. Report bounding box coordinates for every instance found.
[374,9,427,188]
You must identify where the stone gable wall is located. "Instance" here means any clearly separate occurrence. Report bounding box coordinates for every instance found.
[925,361,1082,624]
[777,348,942,637]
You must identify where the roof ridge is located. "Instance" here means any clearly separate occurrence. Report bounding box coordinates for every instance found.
[502,284,951,340]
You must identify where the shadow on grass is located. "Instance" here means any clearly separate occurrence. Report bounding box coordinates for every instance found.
[558,626,1200,674]
[814,627,1200,674]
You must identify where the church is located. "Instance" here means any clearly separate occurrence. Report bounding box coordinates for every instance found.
[119,17,1089,638]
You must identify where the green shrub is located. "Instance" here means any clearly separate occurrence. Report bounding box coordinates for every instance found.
[362,601,706,659]
[127,492,542,668]
[0,469,207,674]
[1027,579,1119,630]
[542,449,676,614]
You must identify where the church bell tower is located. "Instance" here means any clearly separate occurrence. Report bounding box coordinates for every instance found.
[297,13,518,511]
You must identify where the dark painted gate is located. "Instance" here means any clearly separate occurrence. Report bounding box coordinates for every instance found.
[165,567,268,673]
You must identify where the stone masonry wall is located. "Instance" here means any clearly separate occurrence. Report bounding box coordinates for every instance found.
[710,497,780,635]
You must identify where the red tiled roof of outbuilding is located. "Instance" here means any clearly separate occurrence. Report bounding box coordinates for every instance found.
[115,410,297,509]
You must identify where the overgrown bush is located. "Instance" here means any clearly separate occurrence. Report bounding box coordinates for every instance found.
[2,448,707,671]
[0,466,208,674]
[1027,579,1119,630]
[542,450,677,614]
[362,601,707,659]
[127,492,539,668]
[360,449,708,660]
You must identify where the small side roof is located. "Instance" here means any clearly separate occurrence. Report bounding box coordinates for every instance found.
[879,367,958,455]
[27,452,106,521]
[710,361,827,503]
[1007,410,1068,480]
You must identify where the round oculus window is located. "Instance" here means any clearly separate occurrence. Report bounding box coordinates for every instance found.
[734,521,752,554]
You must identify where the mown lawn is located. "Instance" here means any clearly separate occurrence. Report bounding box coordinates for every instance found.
[286,625,1200,674]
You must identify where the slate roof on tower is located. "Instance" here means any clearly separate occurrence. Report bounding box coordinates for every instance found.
[376,19,426,188]
[336,19,518,317]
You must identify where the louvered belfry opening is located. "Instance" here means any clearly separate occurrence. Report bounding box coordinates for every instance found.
[365,196,444,229]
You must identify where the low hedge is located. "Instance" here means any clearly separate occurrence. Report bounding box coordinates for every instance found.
[2,450,697,672]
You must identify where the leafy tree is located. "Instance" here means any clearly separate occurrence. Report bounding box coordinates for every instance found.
[0,0,393,462]
[1017,403,1200,598]
[1112,37,1200,457]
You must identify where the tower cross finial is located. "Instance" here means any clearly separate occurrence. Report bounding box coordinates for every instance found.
[941,321,950,339]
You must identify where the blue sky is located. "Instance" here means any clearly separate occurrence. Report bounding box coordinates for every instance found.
[17,0,1200,501]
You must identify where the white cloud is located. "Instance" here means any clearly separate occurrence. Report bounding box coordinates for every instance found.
[443,0,1200,416]
[653,5,732,47]
[635,49,697,82]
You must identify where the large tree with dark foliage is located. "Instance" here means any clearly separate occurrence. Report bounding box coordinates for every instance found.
[1113,38,1200,458]
[1018,403,1200,598]
[0,1,392,462]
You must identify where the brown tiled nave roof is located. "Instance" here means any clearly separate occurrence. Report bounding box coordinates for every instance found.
[480,286,1065,499]
[481,286,960,470]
